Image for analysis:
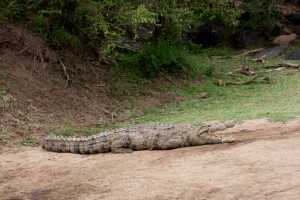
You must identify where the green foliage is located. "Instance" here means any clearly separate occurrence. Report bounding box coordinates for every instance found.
[50,27,81,51]
[120,40,190,78]
[0,0,23,21]
[0,90,6,97]
[0,0,282,80]
[190,0,243,27]
[0,135,9,145]
[0,70,9,79]
[1,0,243,56]
[238,1,280,33]
[145,0,242,42]
[1,0,157,55]
[147,1,194,41]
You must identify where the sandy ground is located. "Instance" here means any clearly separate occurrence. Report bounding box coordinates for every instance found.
[1,118,300,200]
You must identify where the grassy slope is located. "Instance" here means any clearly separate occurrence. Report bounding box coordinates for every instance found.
[54,48,300,136]
[133,49,300,124]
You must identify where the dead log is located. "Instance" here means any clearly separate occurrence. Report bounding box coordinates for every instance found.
[211,48,264,59]
[251,55,266,63]
[263,61,300,69]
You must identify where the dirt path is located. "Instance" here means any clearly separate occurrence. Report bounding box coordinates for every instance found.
[1,118,300,200]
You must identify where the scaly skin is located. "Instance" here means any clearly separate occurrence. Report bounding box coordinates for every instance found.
[42,122,235,154]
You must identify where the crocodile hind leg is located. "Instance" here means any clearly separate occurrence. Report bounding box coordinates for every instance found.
[111,147,133,153]
[111,136,133,153]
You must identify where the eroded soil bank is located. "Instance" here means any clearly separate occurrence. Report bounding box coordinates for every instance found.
[1,118,300,200]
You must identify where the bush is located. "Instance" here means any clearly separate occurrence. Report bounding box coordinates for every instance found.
[0,0,23,21]
[190,0,243,28]
[120,40,190,78]
[238,1,280,34]
[50,27,82,51]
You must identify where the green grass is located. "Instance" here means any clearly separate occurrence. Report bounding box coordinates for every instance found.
[126,50,300,124]
[20,137,39,147]
[52,126,108,137]
[0,135,10,144]
[0,70,9,78]
[0,90,5,97]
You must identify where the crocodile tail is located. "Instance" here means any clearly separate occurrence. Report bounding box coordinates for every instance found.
[42,135,110,154]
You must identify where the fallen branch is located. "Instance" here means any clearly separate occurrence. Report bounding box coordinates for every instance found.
[37,49,46,68]
[161,73,181,87]
[263,60,300,69]
[28,54,51,84]
[218,75,259,86]
[251,55,266,63]
[4,113,25,125]
[233,62,255,76]
[104,110,117,123]
[0,39,9,43]
[211,48,264,59]
[265,67,285,73]
[14,46,29,55]
[58,58,71,88]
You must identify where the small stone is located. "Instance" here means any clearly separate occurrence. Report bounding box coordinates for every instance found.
[263,76,272,84]
[200,92,209,99]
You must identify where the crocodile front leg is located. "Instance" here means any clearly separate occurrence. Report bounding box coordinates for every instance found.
[200,133,235,144]
[151,132,189,150]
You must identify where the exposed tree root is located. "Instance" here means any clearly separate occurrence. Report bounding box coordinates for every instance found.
[160,73,188,91]
[217,75,260,86]
[59,58,71,88]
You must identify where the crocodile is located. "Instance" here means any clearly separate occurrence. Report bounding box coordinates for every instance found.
[42,122,235,154]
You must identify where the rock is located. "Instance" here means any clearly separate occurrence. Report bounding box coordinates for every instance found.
[126,23,156,42]
[185,23,223,47]
[263,76,272,84]
[200,92,209,99]
[273,33,297,45]
[286,12,300,25]
[231,29,267,49]
[252,44,289,59]
[285,48,300,60]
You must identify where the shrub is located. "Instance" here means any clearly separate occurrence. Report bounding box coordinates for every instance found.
[50,27,82,51]
[0,0,23,21]
[238,1,280,34]
[120,40,190,78]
